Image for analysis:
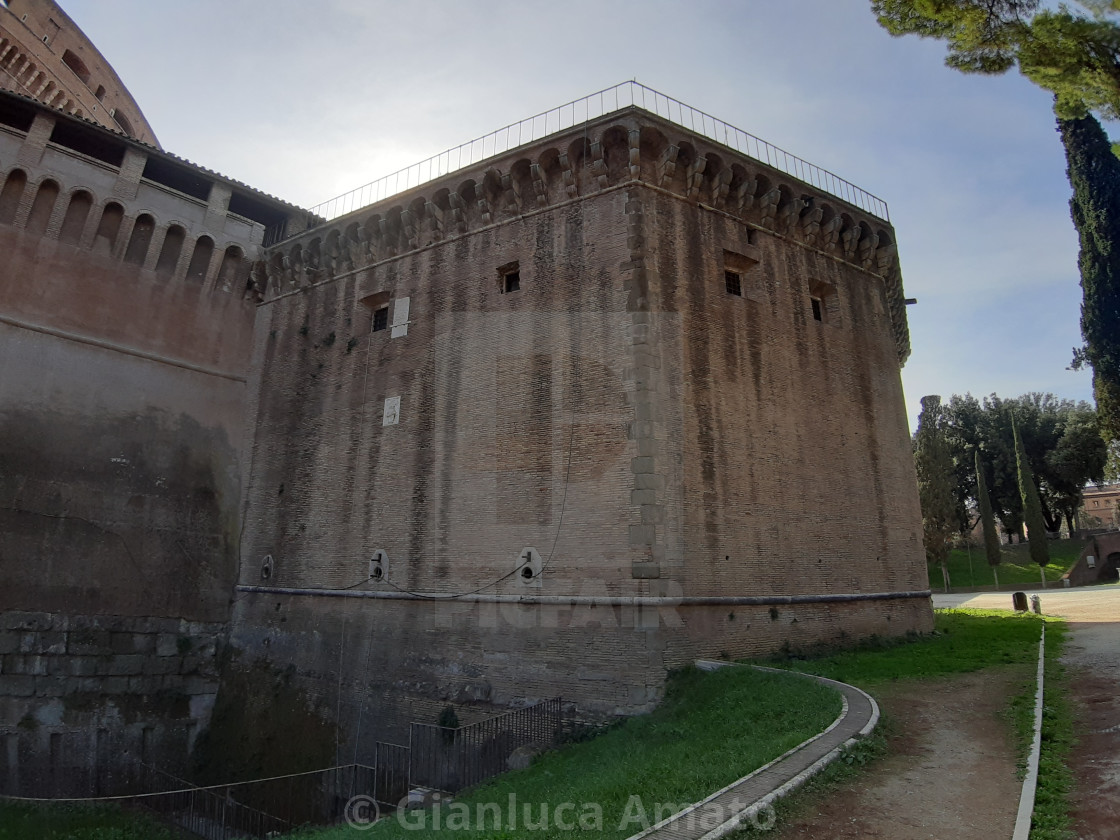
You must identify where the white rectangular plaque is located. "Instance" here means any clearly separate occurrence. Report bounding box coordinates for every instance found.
[383,396,401,426]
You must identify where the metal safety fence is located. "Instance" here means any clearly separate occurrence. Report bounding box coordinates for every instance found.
[302,80,889,226]
[1,699,565,838]
[410,698,564,793]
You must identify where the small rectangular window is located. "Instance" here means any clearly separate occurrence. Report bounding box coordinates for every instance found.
[504,271,520,293]
[725,271,742,296]
[372,306,388,332]
[722,248,760,301]
[811,297,823,322]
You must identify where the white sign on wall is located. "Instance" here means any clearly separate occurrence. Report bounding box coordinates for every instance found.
[383,396,401,426]
[391,296,410,338]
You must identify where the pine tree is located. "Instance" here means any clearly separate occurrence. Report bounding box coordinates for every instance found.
[1013,416,1051,584]
[1060,114,1120,444]
[871,2,1120,444]
[916,396,959,591]
[975,449,1003,588]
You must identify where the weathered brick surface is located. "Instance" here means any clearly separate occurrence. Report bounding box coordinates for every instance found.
[0,613,224,778]
[1,90,932,780]
[0,93,306,784]
[231,110,931,753]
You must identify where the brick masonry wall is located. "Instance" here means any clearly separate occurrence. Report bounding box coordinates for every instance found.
[241,188,640,596]
[230,134,932,762]
[641,188,929,600]
[0,120,275,780]
[0,610,220,786]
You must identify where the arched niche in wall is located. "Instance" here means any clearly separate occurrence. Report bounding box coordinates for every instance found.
[217,244,246,291]
[124,213,155,265]
[61,49,91,84]
[112,110,134,137]
[601,125,630,183]
[0,169,27,225]
[186,235,214,283]
[156,225,186,276]
[93,202,124,254]
[25,179,59,235]
[58,190,93,245]
[536,148,563,203]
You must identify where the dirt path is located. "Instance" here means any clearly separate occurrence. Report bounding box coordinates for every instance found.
[765,668,1027,840]
[937,588,1120,839]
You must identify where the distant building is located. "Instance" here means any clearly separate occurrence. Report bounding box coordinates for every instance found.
[1082,484,1120,530]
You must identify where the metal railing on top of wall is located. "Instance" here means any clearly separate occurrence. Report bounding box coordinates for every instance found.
[304,81,889,227]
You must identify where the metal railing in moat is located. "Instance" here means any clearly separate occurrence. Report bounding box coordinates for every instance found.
[304,80,889,226]
[409,697,564,793]
[0,698,565,839]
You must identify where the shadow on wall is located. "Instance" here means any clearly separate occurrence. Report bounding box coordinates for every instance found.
[0,406,239,621]
[190,654,336,787]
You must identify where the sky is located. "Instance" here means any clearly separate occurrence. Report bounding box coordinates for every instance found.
[61,0,1098,430]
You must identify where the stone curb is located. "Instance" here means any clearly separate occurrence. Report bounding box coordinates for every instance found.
[1012,624,1046,840]
[624,661,879,840]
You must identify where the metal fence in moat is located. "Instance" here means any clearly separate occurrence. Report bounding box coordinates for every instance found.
[0,698,565,839]
[410,698,564,793]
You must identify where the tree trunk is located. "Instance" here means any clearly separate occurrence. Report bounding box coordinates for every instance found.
[992,566,1000,590]
[1040,564,1047,588]
[1066,510,1076,537]
[941,562,951,593]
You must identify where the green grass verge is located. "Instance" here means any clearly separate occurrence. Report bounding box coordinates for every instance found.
[1030,621,1074,840]
[294,666,841,839]
[0,801,180,840]
[753,610,1077,839]
[757,609,1047,686]
[929,539,1084,590]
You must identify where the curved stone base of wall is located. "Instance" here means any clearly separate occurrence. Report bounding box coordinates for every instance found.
[211,588,932,776]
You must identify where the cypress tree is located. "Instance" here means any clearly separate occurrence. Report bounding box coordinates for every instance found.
[1013,416,1050,584]
[1059,113,1120,446]
[916,396,958,591]
[975,449,1003,588]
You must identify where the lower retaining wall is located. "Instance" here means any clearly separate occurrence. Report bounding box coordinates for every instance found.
[0,611,224,790]
[214,588,932,778]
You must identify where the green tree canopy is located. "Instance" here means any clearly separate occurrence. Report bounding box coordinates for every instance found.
[975,449,1003,586]
[1062,114,1120,442]
[873,0,1038,73]
[873,0,1120,117]
[933,392,1106,537]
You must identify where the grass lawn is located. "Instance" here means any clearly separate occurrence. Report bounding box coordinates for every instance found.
[757,608,1050,686]
[293,666,841,839]
[929,538,1085,590]
[743,610,1071,840]
[0,801,181,840]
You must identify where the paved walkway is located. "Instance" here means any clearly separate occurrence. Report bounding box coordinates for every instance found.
[625,662,878,840]
[933,586,1119,615]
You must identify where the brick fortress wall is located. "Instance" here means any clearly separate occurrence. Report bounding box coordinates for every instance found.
[0,102,302,782]
[228,110,932,768]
